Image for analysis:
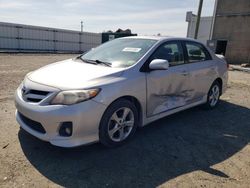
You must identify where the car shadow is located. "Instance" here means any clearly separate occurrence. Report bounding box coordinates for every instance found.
[18,101,250,188]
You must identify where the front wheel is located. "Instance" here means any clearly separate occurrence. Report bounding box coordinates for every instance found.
[204,81,221,109]
[99,99,138,147]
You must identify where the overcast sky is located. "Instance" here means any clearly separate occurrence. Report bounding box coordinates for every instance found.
[0,0,215,36]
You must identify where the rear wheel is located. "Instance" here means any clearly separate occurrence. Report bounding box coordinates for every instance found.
[204,81,221,109]
[99,99,138,147]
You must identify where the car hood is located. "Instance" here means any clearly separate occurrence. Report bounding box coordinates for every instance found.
[27,59,124,90]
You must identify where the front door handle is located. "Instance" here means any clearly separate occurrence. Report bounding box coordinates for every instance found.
[181,71,189,76]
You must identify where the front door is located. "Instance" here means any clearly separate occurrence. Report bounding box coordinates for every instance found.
[146,41,193,117]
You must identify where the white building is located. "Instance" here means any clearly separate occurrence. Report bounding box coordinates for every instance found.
[186,11,213,44]
[0,22,102,53]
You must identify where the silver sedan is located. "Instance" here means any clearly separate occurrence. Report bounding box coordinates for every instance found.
[15,36,228,147]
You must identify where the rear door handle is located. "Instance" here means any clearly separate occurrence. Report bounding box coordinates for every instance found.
[211,67,216,71]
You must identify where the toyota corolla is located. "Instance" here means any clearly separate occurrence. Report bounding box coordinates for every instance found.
[15,36,228,147]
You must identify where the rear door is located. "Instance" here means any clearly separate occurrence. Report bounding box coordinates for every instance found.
[183,41,217,102]
[146,41,193,117]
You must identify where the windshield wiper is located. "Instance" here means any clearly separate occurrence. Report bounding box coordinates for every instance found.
[75,56,95,64]
[75,55,92,63]
[81,58,98,65]
[95,60,112,67]
[80,58,111,67]
[76,56,112,67]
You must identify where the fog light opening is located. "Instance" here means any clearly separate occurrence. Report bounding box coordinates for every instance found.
[59,122,73,137]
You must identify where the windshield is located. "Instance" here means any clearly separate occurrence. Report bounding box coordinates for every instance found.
[81,38,157,68]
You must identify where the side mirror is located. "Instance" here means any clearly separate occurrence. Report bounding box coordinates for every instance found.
[149,59,169,70]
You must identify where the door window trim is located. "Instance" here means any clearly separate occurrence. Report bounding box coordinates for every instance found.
[140,40,185,72]
[182,41,212,64]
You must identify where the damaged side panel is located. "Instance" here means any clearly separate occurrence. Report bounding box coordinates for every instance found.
[146,66,194,117]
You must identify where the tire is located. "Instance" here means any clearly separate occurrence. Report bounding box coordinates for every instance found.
[99,99,139,147]
[204,81,221,110]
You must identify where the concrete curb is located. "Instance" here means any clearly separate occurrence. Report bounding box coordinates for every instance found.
[229,65,250,73]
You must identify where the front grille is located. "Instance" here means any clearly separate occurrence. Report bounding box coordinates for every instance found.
[22,88,50,103]
[19,112,46,134]
[29,89,50,96]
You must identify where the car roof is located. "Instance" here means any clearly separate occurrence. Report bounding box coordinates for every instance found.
[124,36,200,43]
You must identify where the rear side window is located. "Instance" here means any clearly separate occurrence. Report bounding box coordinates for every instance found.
[150,42,184,66]
[185,42,211,63]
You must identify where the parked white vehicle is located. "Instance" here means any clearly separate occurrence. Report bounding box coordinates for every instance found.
[15,36,228,147]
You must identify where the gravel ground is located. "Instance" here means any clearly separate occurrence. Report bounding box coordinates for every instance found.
[0,54,249,188]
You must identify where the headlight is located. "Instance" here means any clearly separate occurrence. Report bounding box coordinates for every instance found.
[51,89,101,105]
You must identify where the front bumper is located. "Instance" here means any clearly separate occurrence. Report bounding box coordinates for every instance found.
[15,86,107,148]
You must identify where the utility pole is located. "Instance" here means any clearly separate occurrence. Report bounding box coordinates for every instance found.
[209,0,218,40]
[81,21,83,32]
[194,0,203,39]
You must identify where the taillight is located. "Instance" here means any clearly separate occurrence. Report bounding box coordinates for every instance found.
[227,63,229,69]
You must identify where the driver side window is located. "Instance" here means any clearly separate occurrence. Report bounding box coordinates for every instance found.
[150,42,184,66]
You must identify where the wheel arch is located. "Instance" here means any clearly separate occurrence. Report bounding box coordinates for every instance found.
[100,95,143,128]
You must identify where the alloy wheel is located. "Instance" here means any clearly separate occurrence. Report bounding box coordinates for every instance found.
[209,85,220,107]
[108,107,135,142]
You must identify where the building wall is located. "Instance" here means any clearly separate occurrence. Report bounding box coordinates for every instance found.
[0,22,102,53]
[212,0,250,64]
[186,12,213,44]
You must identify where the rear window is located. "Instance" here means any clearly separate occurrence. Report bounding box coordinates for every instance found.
[185,42,211,63]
